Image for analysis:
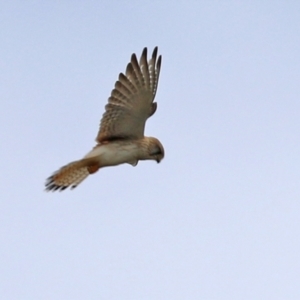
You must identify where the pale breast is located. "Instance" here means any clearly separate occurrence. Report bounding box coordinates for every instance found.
[84,141,140,167]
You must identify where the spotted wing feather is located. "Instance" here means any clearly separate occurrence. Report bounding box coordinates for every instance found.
[96,47,162,142]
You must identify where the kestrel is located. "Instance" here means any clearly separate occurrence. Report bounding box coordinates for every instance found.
[45,47,164,191]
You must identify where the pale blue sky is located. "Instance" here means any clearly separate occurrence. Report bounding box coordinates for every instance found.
[1,1,300,299]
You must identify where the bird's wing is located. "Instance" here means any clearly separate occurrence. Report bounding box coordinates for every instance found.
[96,47,162,143]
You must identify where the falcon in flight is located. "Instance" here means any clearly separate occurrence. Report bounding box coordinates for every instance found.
[45,47,164,191]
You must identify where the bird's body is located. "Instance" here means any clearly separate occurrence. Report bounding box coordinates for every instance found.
[85,140,141,167]
[45,47,164,191]
[84,137,163,167]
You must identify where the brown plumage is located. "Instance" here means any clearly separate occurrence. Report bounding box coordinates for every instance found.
[45,47,164,192]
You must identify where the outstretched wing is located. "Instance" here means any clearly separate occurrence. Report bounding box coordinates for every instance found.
[96,47,162,143]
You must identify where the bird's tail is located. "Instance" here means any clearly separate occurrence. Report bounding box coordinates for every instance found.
[45,157,100,192]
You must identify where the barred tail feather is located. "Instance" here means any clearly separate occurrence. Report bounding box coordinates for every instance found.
[45,158,100,192]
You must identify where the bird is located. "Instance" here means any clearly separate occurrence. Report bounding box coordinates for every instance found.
[45,47,164,192]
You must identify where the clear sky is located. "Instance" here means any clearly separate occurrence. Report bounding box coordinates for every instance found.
[1,1,300,299]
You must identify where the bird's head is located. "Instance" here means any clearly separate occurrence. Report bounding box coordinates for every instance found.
[146,137,165,163]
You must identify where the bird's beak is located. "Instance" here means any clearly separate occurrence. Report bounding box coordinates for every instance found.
[156,159,161,163]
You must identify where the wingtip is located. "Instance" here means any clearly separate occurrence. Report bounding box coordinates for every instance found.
[157,55,162,69]
[152,47,158,60]
[131,53,138,64]
[141,47,148,58]
[125,62,134,75]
